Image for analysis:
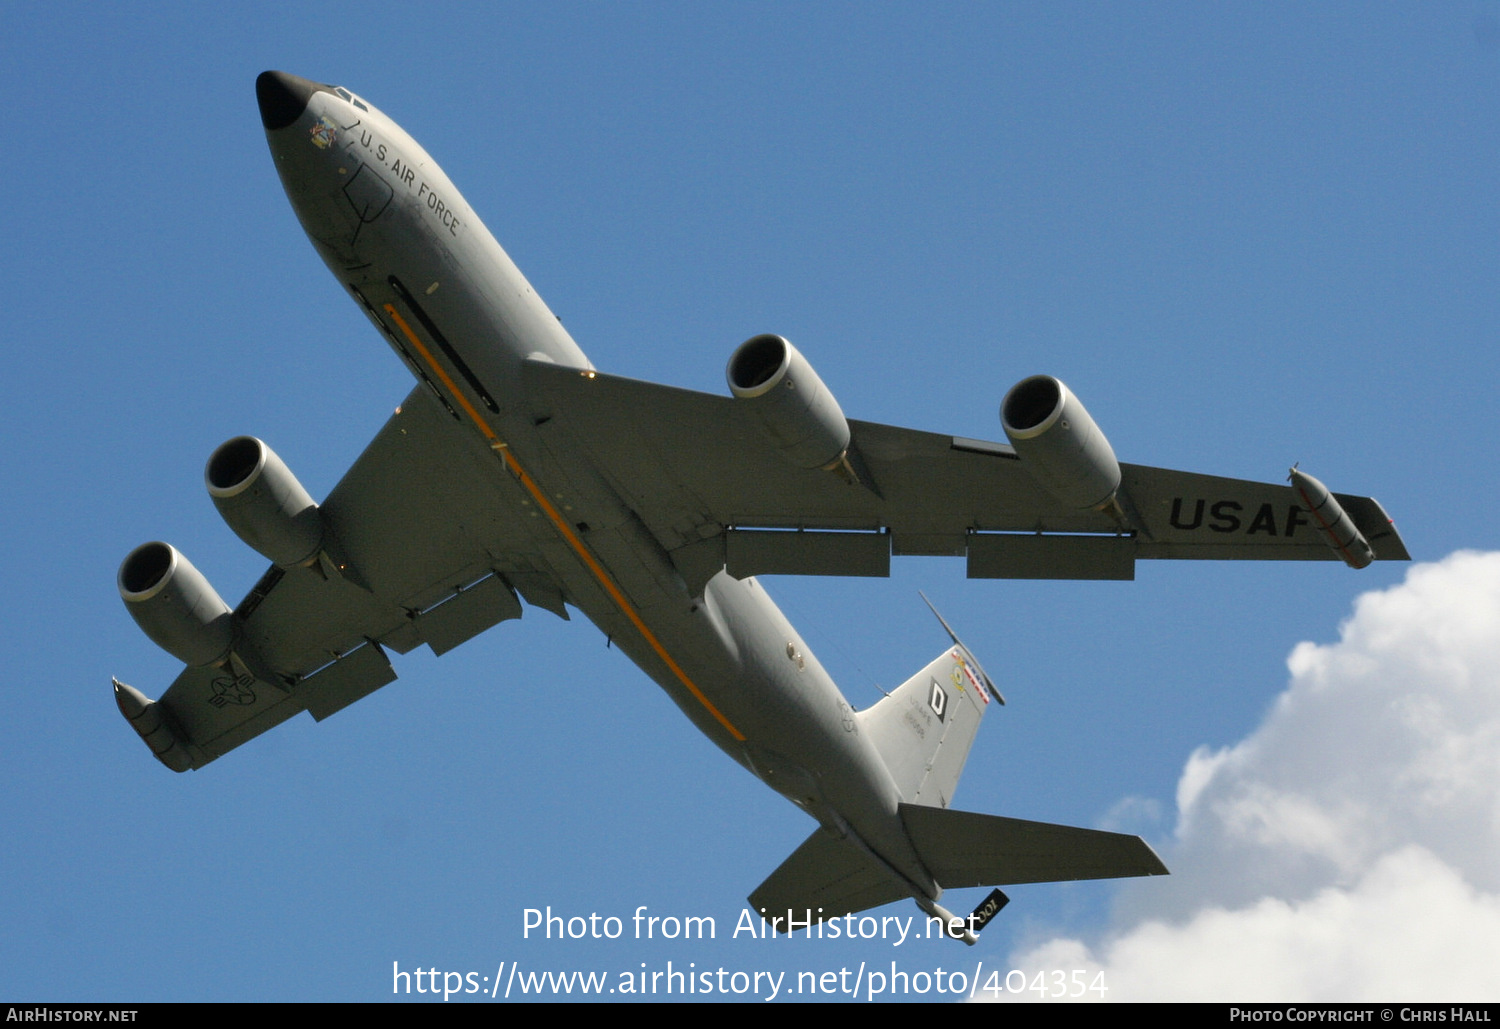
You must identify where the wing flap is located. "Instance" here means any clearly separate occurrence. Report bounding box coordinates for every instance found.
[967,533,1136,580]
[138,386,567,770]
[413,572,523,656]
[523,360,1407,581]
[523,360,1116,543]
[725,528,891,578]
[298,640,398,721]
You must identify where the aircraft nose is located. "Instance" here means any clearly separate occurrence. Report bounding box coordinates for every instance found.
[256,70,321,130]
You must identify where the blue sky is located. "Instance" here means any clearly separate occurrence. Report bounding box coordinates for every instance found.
[4,3,1498,1002]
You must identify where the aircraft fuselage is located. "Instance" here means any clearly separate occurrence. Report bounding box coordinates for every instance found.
[256,73,940,905]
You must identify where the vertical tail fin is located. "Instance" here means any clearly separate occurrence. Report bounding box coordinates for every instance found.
[858,642,995,808]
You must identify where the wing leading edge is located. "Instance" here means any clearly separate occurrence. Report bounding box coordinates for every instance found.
[117,386,573,770]
[121,362,1407,770]
[522,359,1408,591]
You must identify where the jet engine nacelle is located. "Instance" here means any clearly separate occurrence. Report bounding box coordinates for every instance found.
[118,542,234,667]
[206,436,326,568]
[1000,375,1121,510]
[727,334,851,470]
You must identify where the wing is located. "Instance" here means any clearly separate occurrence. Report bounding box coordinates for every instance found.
[522,360,1408,591]
[124,386,572,771]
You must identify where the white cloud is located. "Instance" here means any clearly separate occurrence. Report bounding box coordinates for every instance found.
[1005,552,1500,1001]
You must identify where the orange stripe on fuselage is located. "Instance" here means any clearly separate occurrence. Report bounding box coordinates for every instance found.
[382,303,746,742]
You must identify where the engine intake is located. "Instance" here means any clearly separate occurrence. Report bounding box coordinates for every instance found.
[118,542,234,667]
[206,436,327,568]
[727,334,850,470]
[1001,375,1121,510]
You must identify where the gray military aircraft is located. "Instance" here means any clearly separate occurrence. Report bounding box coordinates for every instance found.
[113,71,1408,944]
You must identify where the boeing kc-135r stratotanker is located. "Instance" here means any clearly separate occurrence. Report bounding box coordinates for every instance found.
[113,71,1408,944]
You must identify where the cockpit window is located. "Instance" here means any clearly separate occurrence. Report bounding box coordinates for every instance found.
[333,86,368,112]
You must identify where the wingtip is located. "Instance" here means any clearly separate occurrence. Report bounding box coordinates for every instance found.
[112,678,194,772]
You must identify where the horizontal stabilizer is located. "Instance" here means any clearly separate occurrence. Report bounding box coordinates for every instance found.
[748,828,908,929]
[900,803,1168,886]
